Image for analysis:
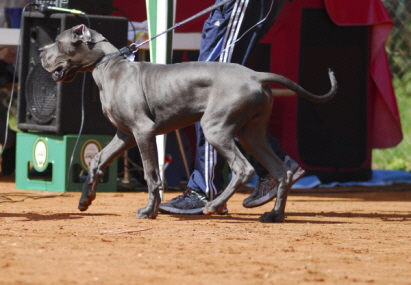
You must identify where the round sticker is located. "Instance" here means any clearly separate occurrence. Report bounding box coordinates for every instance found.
[32,138,49,172]
[80,139,102,170]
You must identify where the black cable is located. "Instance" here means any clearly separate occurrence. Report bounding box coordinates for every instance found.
[112,6,137,42]
[65,14,91,193]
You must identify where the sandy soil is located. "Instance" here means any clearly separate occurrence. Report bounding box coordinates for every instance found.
[0,176,410,285]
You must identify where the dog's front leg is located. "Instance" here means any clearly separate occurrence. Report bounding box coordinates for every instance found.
[78,131,136,211]
[134,134,162,219]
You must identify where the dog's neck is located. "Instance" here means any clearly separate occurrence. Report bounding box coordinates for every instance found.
[94,44,135,67]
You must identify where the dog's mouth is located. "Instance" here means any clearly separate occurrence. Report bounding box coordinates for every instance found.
[51,66,77,82]
[52,66,64,81]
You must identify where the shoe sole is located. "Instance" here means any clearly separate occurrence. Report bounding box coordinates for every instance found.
[243,189,277,208]
[159,205,204,215]
[243,168,306,208]
[159,205,229,215]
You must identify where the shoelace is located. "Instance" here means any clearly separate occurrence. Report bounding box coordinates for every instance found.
[252,175,275,197]
[171,188,192,201]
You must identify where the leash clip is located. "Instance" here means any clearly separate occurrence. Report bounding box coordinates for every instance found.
[119,45,137,56]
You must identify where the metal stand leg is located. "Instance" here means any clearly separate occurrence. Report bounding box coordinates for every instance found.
[175,129,191,180]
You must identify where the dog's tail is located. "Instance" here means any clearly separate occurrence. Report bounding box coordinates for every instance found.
[259,69,337,103]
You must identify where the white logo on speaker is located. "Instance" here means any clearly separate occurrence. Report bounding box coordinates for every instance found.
[33,138,48,171]
[80,140,102,170]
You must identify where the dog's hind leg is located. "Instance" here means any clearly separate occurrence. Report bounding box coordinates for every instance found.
[201,124,255,215]
[78,130,136,212]
[237,124,292,223]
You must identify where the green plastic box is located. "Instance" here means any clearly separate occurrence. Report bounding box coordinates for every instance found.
[16,133,118,192]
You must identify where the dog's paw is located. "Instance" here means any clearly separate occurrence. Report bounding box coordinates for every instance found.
[203,201,227,215]
[78,199,91,212]
[259,211,285,223]
[202,206,213,215]
[202,201,217,215]
[136,207,158,219]
[78,190,96,212]
[78,205,89,212]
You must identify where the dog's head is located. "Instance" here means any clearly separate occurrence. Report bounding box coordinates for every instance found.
[40,24,106,82]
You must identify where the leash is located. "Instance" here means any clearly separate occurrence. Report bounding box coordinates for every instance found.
[95,0,234,66]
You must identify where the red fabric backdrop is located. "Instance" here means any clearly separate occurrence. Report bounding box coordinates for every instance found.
[325,0,401,148]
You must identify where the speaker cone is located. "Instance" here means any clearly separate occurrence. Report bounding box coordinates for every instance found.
[25,63,57,125]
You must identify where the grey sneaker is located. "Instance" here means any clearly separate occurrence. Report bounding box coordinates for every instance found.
[242,156,305,208]
[159,189,228,215]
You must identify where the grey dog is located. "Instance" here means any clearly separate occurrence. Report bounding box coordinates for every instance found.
[41,24,337,222]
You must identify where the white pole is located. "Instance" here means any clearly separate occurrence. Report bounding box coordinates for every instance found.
[146,0,175,200]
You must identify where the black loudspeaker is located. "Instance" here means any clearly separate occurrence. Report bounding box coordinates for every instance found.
[297,8,372,182]
[17,11,128,135]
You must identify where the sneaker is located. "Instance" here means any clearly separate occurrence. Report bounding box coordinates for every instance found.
[242,156,305,208]
[159,189,228,215]
[159,188,193,208]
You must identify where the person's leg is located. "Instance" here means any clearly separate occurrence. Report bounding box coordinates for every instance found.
[221,0,286,65]
[186,122,225,200]
[216,0,305,208]
[187,0,283,195]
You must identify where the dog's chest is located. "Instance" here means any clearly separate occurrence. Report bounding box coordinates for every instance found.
[98,90,130,130]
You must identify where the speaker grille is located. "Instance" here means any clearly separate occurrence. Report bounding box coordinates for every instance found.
[25,63,57,125]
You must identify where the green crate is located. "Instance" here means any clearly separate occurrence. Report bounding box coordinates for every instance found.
[16,133,118,192]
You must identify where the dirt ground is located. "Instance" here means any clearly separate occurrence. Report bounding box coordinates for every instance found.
[0,175,410,285]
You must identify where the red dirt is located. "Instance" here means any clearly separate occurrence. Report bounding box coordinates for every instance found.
[1,176,410,285]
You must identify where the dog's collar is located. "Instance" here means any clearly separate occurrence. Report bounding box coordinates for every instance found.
[94,45,137,67]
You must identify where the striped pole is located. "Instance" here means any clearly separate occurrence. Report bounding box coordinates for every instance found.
[146,0,175,198]
[146,0,175,64]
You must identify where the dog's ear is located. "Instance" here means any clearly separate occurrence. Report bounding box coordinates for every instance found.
[72,24,106,44]
[72,24,91,43]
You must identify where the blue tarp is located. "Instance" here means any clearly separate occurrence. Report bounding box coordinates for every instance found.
[292,170,411,189]
[244,170,411,189]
